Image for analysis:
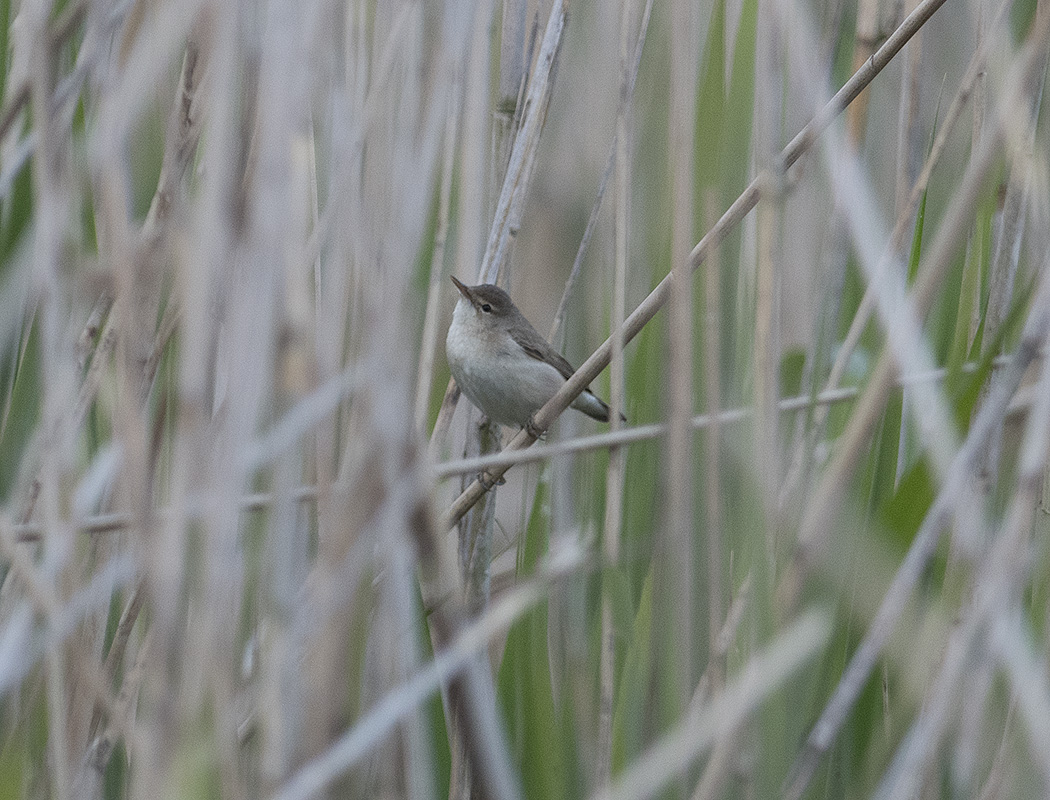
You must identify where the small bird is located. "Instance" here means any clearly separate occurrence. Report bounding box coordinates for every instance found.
[445,276,620,429]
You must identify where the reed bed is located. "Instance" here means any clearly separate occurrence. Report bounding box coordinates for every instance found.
[0,0,1048,798]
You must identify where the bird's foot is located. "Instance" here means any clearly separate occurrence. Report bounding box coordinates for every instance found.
[477,471,506,491]
[525,417,546,441]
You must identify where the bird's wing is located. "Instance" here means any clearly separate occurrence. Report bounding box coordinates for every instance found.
[511,318,623,422]
[509,325,579,382]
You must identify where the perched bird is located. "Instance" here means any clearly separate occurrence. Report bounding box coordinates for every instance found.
[445,276,620,429]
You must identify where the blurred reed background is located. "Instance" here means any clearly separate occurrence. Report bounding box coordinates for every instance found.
[0,0,1049,797]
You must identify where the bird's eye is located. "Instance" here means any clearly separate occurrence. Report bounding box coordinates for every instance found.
[481,303,492,313]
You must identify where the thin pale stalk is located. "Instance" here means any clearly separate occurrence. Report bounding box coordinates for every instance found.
[891,4,923,487]
[478,0,567,284]
[597,0,634,781]
[388,536,437,800]
[688,579,753,800]
[753,0,785,531]
[846,0,881,144]
[893,3,922,215]
[753,183,780,530]
[87,579,144,741]
[548,0,655,347]
[701,193,724,685]
[25,0,80,790]
[494,0,526,178]
[974,705,1019,800]
[414,85,461,432]
[664,0,699,737]
[978,6,1049,481]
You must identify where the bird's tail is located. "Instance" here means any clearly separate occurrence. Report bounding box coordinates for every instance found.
[572,390,627,424]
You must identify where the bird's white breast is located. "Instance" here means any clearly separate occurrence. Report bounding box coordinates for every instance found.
[446,300,565,427]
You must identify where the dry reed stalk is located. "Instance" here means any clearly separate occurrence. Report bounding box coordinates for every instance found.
[596,0,636,781]
[292,1,466,789]
[846,0,882,145]
[414,94,462,432]
[688,577,753,800]
[752,0,785,539]
[548,0,654,348]
[0,513,125,758]
[700,193,724,685]
[687,199,733,800]
[85,51,205,779]
[477,1,567,287]
[893,0,923,215]
[664,0,700,736]
[23,0,88,791]
[977,8,1050,481]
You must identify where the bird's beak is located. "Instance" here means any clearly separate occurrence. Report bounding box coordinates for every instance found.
[450,275,474,302]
